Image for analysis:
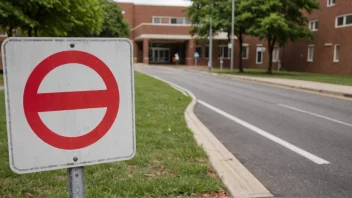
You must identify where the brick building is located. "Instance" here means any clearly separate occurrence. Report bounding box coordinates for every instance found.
[0,1,350,75]
[118,0,352,75]
[118,1,280,70]
[283,0,352,75]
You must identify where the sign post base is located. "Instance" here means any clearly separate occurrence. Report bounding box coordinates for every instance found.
[68,167,85,198]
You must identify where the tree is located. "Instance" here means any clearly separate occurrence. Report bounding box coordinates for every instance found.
[0,0,36,36]
[0,0,105,37]
[66,0,105,37]
[98,0,130,37]
[187,0,250,73]
[242,0,320,74]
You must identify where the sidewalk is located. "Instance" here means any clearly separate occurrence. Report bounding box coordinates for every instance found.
[184,66,352,98]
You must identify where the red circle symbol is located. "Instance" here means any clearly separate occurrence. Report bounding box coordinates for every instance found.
[23,51,119,150]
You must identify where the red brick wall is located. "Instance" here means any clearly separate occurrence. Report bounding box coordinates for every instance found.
[118,3,135,28]
[283,0,352,75]
[133,25,190,38]
[133,5,187,26]
[119,1,351,75]
[118,3,135,39]
[117,3,191,39]
[241,36,279,71]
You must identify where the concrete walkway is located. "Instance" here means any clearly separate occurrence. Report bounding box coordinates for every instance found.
[180,66,352,99]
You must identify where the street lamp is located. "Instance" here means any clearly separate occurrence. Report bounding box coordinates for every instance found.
[209,0,235,72]
[209,17,213,72]
[121,10,126,15]
[230,0,235,72]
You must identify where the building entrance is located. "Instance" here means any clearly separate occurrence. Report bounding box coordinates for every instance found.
[151,47,170,64]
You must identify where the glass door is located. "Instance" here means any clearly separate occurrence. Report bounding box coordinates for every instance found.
[151,48,170,64]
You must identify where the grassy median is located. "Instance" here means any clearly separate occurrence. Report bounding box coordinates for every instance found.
[0,72,225,197]
[215,69,352,86]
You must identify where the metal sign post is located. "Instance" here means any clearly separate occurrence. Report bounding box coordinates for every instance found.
[2,37,136,198]
[68,167,85,198]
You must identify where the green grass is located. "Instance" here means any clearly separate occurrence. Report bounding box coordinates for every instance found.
[0,72,224,197]
[215,69,352,86]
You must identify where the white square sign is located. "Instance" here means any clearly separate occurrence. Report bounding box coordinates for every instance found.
[1,38,135,174]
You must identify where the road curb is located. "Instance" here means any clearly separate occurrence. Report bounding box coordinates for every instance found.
[186,69,352,99]
[144,73,273,198]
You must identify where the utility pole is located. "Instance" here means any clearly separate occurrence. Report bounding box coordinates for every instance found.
[209,17,213,72]
[230,0,235,72]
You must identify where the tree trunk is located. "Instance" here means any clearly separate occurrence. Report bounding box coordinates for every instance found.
[267,40,273,74]
[28,27,32,37]
[238,34,244,73]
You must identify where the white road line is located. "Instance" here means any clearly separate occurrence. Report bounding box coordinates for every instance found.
[198,100,330,165]
[278,104,352,128]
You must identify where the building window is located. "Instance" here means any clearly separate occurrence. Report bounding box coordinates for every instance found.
[334,44,340,62]
[309,20,319,31]
[185,18,190,24]
[242,45,249,59]
[218,46,231,59]
[153,17,161,24]
[256,47,264,64]
[170,18,177,24]
[336,14,352,28]
[195,46,202,58]
[327,0,335,7]
[205,46,209,58]
[307,45,314,62]
[161,18,170,24]
[273,47,279,62]
[153,16,191,25]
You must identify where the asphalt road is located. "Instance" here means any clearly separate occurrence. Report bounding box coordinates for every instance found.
[137,66,352,198]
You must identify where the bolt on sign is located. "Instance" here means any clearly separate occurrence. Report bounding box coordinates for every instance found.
[1,38,136,174]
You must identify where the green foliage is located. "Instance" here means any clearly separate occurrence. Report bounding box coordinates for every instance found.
[187,0,250,72]
[0,0,36,36]
[187,0,229,40]
[0,0,128,37]
[187,0,320,74]
[98,0,130,37]
[66,0,105,37]
[241,0,320,73]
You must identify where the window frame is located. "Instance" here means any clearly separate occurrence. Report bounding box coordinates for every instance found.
[334,44,340,62]
[272,47,279,62]
[205,46,209,58]
[307,45,314,62]
[335,13,352,28]
[327,0,335,7]
[170,18,178,24]
[218,45,231,59]
[152,16,191,26]
[309,20,319,31]
[256,47,264,64]
[241,44,249,60]
[195,46,202,58]
[152,17,161,24]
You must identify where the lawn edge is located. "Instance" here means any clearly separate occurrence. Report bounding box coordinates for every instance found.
[141,72,273,198]
[193,70,352,100]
